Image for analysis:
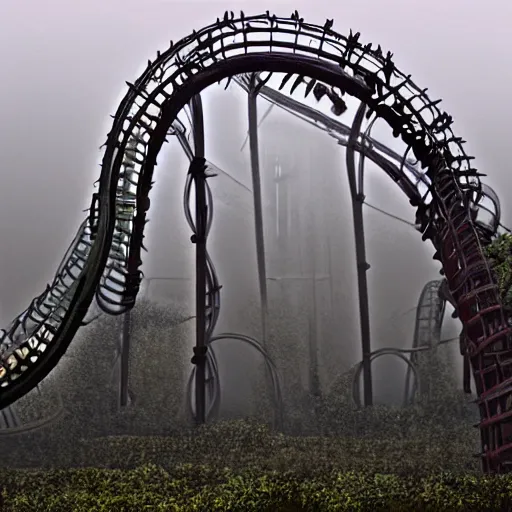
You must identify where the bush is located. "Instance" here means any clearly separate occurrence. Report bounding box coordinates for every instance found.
[484,233,512,308]
[2,462,512,511]
[15,416,477,477]
[0,297,193,468]
[246,282,469,439]
[55,296,193,437]
[0,288,487,511]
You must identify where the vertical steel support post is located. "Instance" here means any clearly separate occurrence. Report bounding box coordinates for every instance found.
[248,75,279,424]
[307,159,321,399]
[0,406,19,429]
[346,102,373,407]
[190,95,208,426]
[193,164,207,425]
[247,75,269,349]
[119,310,132,407]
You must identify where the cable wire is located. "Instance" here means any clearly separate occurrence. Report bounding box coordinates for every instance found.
[364,201,417,229]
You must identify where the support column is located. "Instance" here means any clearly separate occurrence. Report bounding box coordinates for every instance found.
[346,102,373,407]
[119,310,132,407]
[247,75,269,349]
[247,75,279,425]
[189,95,208,426]
[307,157,321,399]
[192,158,208,425]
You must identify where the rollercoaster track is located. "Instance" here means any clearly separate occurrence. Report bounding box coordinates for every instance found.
[234,73,502,235]
[178,83,500,425]
[0,11,511,472]
[352,279,468,409]
[234,71,499,416]
[404,280,446,403]
[179,75,502,426]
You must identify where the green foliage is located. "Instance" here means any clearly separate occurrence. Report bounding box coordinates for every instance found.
[250,332,473,440]
[0,289,490,509]
[0,297,192,468]
[109,298,192,436]
[57,296,192,436]
[249,294,315,431]
[484,233,512,307]
[71,416,480,477]
[247,284,466,441]
[2,459,512,511]
[0,352,486,509]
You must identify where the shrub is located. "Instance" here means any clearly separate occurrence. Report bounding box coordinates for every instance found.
[0,297,193,468]
[484,233,512,308]
[2,462,512,511]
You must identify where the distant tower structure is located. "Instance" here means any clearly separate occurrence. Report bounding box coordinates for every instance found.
[260,117,341,397]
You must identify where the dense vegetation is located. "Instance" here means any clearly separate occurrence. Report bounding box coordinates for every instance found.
[0,409,503,511]
[0,288,505,510]
[484,232,512,308]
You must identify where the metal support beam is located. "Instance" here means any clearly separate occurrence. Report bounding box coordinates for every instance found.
[119,310,132,407]
[346,102,373,407]
[0,406,19,429]
[248,75,269,350]
[193,165,207,425]
[247,75,280,424]
[307,161,321,399]
[190,95,208,426]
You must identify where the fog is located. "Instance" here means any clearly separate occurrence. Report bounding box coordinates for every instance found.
[0,0,509,421]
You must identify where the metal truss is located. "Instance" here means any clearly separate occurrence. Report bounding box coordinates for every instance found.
[405,280,447,402]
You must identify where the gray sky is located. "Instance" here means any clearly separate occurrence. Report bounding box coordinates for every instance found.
[0,0,509,400]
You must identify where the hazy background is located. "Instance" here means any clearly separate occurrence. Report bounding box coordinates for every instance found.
[0,0,509,408]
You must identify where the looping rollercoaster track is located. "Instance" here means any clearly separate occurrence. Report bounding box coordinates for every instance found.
[0,11,511,473]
